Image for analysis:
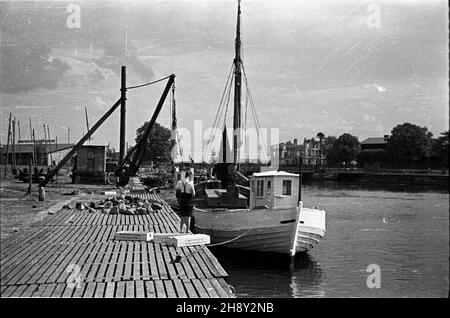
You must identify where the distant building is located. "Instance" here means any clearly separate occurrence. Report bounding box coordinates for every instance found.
[303,137,326,167]
[361,135,389,151]
[269,137,327,168]
[278,139,302,166]
[0,142,74,166]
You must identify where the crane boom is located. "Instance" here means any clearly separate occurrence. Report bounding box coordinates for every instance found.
[116,74,175,186]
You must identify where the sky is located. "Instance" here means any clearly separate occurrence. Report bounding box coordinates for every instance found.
[0,0,448,159]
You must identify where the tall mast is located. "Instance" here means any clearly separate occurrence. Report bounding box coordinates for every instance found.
[233,0,242,164]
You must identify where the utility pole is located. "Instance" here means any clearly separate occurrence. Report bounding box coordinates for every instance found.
[32,129,37,165]
[17,120,22,166]
[120,66,127,163]
[43,124,49,166]
[29,117,35,166]
[28,159,32,194]
[68,125,70,145]
[4,113,12,176]
[12,117,16,170]
[47,124,53,166]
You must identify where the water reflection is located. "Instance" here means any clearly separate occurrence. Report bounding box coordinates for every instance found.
[210,247,324,298]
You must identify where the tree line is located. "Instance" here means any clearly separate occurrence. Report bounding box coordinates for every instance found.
[130,121,448,170]
[322,122,448,168]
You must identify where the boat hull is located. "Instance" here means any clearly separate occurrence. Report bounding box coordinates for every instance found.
[192,205,326,255]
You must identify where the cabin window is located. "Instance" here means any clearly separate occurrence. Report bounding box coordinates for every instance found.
[267,181,271,190]
[257,180,264,197]
[282,180,292,195]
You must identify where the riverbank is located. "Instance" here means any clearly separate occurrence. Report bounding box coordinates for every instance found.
[0,177,115,240]
[302,170,448,187]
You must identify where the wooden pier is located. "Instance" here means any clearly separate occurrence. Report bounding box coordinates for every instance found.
[0,193,235,298]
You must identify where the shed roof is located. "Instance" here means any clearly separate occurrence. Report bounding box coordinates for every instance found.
[361,137,387,145]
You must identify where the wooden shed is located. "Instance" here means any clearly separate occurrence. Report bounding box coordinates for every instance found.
[73,145,107,184]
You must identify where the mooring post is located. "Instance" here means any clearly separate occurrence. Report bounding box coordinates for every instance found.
[39,186,45,201]
[119,66,127,164]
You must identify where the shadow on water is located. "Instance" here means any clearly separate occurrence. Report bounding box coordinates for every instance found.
[209,247,325,297]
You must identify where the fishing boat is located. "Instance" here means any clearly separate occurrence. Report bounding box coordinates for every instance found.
[190,0,326,256]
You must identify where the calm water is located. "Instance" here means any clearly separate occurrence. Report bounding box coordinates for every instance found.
[211,182,449,298]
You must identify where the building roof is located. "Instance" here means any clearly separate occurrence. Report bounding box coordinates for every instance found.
[253,170,299,177]
[361,137,387,145]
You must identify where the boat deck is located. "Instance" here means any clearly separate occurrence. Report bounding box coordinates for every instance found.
[0,193,235,298]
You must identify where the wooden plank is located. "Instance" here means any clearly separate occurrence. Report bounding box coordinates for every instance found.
[163,280,177,298]
[182,248,206,279]
[50,284,66,298]
[114,242,127,281]
[182,279,198,298]
[197,248,223,278]
[189,248,214,279]
[135,280,145,298]
[43,243,82,284]
[21,284,39,297]
[53,243,90,284]
[41,283,57,298]
[154,280,166,298]
[148,246,160,280]
[144,280,156,298]
[31,284,47,297]
[201,279,220,298]
[94,282,106,298]
[104,282,115,298]
[203,248,229,277]
[123,242,134,281]
[61,283,75,298]
[9,284,27,297]
[141,243,150,280]
[173,279,187,298]
[125,280,135,298]
[116,281,125,298]
[71,283,86,298]
[217,278,233,296]
[192,279,210,298]
[209,278,229,298]
[133,242,141,280]
[54,242,93,284]
[105,242,120,282]
[83,282,97,298]
[163,251,179,280]
[155,249,168,280]
[96,243,114,282]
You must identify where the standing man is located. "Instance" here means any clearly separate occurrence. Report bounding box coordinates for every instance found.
[175,170,195,233]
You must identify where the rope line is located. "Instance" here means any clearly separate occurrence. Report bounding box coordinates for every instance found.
[125,75,172,90]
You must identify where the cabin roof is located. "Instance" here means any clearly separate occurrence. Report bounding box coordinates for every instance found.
[252,170,299,177]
